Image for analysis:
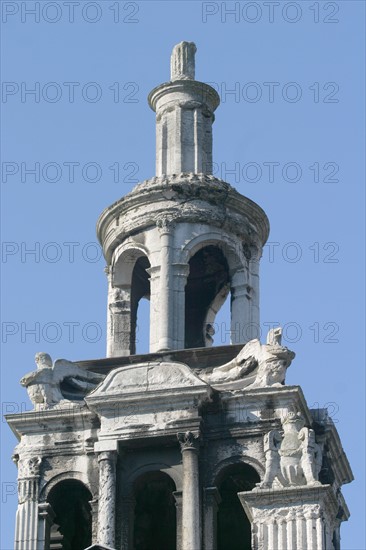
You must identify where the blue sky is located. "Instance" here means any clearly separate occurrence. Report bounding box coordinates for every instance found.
[1,1,365,548]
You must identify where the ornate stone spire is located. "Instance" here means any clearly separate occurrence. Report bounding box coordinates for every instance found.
[170,41,196,81]
[148,42,220,176]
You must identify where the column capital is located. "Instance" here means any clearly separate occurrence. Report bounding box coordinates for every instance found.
[17,455,42,479]
[177,431,200,452]
[157,215,176,234]
[97,450,117,464]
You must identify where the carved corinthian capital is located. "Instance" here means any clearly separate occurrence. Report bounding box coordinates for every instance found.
[18,456,42,479]
[177,431,200,452]
[156,215,176,233]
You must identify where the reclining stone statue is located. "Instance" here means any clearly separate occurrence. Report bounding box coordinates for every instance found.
[20,352,105,409]
[199,327,295,387]
[259,411,323,488]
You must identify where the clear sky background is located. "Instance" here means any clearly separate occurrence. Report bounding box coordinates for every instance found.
[1,1,365,548]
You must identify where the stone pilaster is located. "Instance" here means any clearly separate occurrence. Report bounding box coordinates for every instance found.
[173,490,183,550]
[230,268,251,344]
[178,431,201,550]
[107,283,131,357]
[238,484,338,550]
[97,450,117,548]
[89,498,99,545]
[171,263,190,349]
[119,494,135,550]
[203,487,221,550]
[37,503,55,550]
[14,456,42,550]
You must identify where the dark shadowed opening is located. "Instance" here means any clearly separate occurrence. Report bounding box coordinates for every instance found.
[185,245,230,348]
[47,480,92,550]
[133,471,176,550]
[130,256,151,354]
[216,463,260,550]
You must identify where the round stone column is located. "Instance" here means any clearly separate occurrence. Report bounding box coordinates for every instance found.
[97,451,117,548]
[178,431,201,550]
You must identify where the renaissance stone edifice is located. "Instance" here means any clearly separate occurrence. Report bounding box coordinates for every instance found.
[6,42,353,550]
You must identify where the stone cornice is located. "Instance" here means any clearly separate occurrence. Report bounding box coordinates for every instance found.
[148,79,220,113]
[220,385,314,426]
[239,484,339,520]
[96,174,270,263]
[5,405,98,441]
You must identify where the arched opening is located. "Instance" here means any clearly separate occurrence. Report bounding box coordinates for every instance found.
[133,471,177,550]
[47,480,92,550]
[216,463,260,550]
[130,256,151,354]
[185,245,230,348]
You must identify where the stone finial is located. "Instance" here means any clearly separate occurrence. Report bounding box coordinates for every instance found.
[170,41,196,81]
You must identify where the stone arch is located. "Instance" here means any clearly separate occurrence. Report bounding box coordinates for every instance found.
[112,240,151,287]
[212,455,264,486]
[39,470,96,502]
[125,462,183,493]
[44,478,93,550]
[213,460,260,550]
[181,231,244,273]
[108,241,151,355]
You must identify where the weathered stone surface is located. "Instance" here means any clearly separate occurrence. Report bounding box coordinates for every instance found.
[239,484,341,550]
[260,411,322,489]
[170,41,196,81]
[6,41,352,550]
[199,327,295,388]
[89,360,208,395]
[20,352,104,409]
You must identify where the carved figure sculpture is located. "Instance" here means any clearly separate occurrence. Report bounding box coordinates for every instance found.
[260,412,322,488]
[20,352,105,409]
[260,429,286,488]
[199,327,295,387]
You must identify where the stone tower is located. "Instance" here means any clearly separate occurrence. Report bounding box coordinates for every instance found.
[6,42,352,550]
